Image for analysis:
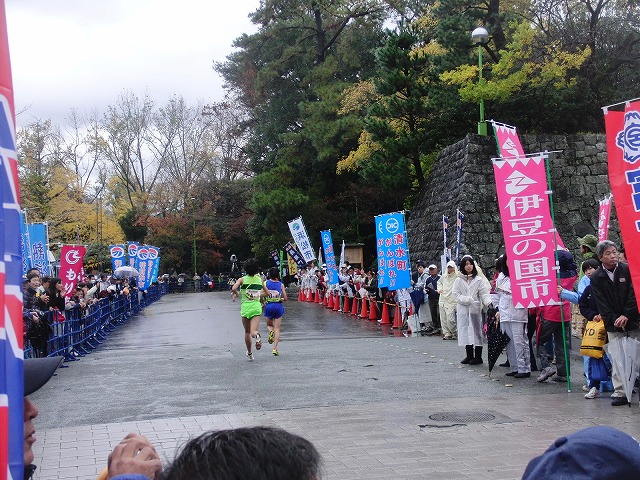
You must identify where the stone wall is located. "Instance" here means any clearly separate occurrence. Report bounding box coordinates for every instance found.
[406,133,617,273]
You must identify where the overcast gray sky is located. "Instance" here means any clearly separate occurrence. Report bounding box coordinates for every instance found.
[5,0,258,127]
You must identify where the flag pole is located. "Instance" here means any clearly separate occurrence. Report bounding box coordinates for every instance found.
[543,151,571,393]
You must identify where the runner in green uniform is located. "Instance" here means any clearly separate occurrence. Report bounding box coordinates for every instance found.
[231,258,270,360]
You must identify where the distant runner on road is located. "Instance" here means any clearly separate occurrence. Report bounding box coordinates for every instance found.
[263,267,288,356]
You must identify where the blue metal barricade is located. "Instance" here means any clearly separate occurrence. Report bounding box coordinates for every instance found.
[23,283,168,360]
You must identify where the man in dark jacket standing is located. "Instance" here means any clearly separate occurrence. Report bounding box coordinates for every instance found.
[589,240,640,406]
[425,265,442,336]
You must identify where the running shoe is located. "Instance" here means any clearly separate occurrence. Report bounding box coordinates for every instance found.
[268,330,275,344]
[255,333,262,350]
[246,351,254,361]
[272,349,279,356]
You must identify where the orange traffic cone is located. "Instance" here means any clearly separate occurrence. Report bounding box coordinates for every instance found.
[307,289,313,302]
[333,294,340,311]
[392,302,403,329]
[298,288,303,301]
[369,299,378,321]
[351,296,359,316]
[316,289,322,304]
[322,291,328,306]
[380,301,391,325]
[359,297,368,318]
[343,295,351,313]
[326,292,333,308]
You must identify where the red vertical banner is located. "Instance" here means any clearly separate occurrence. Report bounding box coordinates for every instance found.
[604,102,640,306]
[493,155,559,308]
[59,245,86,298]
[492,120,567,251]
[597,194,613,241]
[492,122,526,158]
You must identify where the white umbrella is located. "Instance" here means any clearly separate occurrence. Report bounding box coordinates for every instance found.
[605,334,640,405]
[113,265,140,278]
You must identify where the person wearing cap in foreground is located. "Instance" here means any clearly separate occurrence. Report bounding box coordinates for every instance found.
[23,357,162,480]
[521,426,640,479]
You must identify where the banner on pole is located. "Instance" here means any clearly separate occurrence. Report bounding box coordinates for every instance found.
[148,246,160,284]
[136,245,152,290]
[19,210,29,274]
[287,254,298,276]
[597,194,613,242]
[442,215,449,259]
[26,223,49,276]
[493,155,558,308]
[320,230,339,284]
[455,210,464,263]
[287,216,315,263]
[270,250,280,267]
[604,101,640,304]
[492,120,567,251]
[283,242,306,268]
[492,121,525,158]
[127,242,139,268]
[109,244,126,272]
[59,245,86,298]
[375,212,411,289]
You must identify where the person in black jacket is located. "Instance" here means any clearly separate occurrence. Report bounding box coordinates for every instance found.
[589,240,640,406]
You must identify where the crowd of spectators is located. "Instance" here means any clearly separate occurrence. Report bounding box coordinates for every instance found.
[22,269,137,357]
[294,236,639,407]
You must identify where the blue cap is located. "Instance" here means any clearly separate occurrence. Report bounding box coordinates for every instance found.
[522,426,640,480]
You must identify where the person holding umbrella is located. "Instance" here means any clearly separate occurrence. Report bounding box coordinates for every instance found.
[589,240,640,406]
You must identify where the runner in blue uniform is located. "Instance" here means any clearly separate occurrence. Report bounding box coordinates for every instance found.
[231,258,269,360]
[264,267,287,356]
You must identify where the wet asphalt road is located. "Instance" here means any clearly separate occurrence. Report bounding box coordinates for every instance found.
[32,291,583,429]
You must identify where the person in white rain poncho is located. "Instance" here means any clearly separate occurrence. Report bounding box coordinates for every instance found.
[437,260,458,340]
[494,255,531,378]
[453,255,493,365]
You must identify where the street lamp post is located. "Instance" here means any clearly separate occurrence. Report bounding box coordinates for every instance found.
[471,27,489,136]
[191,197,197,275]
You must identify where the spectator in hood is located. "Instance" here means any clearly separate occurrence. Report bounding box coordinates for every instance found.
[437,260,458,340]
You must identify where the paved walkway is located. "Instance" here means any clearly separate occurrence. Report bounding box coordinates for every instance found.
[30,293,638,480]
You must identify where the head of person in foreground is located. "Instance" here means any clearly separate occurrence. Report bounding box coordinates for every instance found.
[160,426,323,480]
[522,426,640,480]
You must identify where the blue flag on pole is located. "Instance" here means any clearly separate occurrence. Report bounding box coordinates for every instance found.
[320,230,338,284]
[26,223,50,276]
[109,244,126,272]
[148,246,160,284]
[136,245,153,290]
[375,212,411,289]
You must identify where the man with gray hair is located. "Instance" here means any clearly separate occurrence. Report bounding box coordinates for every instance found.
[589,240,640,406]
